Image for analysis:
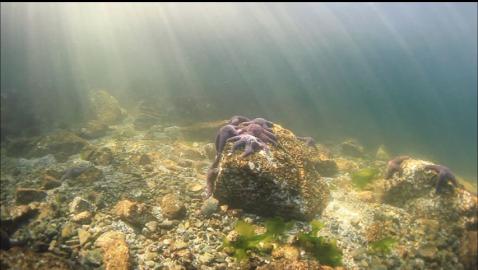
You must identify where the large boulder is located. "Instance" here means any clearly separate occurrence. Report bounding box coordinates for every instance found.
[213,124,330,221]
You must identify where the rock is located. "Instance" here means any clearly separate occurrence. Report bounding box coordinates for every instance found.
[375,145,390,160]
[180,148,204,160]
[188,183,204,193]
[95,231,130,270]
[459,230,477,270]
[198,252,214,265]
[82,248,103,267]
[15,188,47,205]
[200,197,219,217]
[89,90,125,125]
[160,194,186,220]
[272,245,300,261]
[69,197,94,214]
[335,158,359,172]
[71,211,92,224]
[145,221,158,233]
[75,167,104,183]
[78,229,91,246]
[340,139,365,157]
[30,130,89,162]
[417,244,437,261]
[0,247,72,269]
[312,158,338,177]
[213,124,330,221]
[42,178,61,190]
[78,120,110,139]
[113,199,151,226]
[61,222,77,239]
[86,147,114,166]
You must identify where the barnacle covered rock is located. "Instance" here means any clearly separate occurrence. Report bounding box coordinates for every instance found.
[213,124,330,221]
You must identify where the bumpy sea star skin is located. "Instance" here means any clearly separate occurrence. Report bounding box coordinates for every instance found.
[424,164,459,193]
[215,124,239,154]
[296,136,317,149]
[242,117,274,129]
[385,155,411,179]
[238,123,277,146]
[228,134,269,157]
[229,115,250,126]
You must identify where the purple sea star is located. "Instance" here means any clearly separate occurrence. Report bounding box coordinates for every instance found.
[214,124,239,154]
[424,164,459,193]
[238,123,277,146]
[241,117,274,129]
[227,134,269,157]
[229,115,250,126]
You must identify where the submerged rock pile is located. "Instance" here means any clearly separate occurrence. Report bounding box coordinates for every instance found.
[0,101,476,270]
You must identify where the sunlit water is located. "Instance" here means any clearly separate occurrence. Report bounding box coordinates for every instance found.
[1,3,476,182]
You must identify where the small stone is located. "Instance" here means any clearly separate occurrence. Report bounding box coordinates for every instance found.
[189,183,203,193]
[113,199,150,225]
[95,231,130,270]
[78,229,91,246]
[76,167,104,183]
[83,248,103,266]
[15,188,47,205]
[145,221,158,232]
[42,178,62,190]
[198,252,214,265]
[160,194,186,220]
[200,197,219,217]
[61,222,77,239]
[272,245,300,261]
[72,211,92,224]
[417,245,438,260]
[69,197,94,214]
[171,239,188,251]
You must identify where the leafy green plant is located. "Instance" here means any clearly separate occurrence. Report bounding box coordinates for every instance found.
[351,167,380,189]
[297,220,343,267]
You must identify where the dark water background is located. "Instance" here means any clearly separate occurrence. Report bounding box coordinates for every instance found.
[1,3,477,181]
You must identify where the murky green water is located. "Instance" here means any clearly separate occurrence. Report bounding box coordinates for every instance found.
[1,3,476,181]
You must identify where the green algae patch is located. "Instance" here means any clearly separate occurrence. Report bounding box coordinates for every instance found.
[223,218,343,267]
[369,236,397,254]
[351,167,380,189]
[297,220,343,267]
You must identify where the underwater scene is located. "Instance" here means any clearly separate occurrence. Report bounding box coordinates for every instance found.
[0,2,477,270]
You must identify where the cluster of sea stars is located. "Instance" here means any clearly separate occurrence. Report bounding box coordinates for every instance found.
[204,116,277,198]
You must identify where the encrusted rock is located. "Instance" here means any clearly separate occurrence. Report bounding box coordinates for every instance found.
[213,124,330,221]
[113,199,151,226]
[95,231,130,270]
[15,188,47,205]
[69,197,95,214]
[160,194,186,220]
[71,211,92,224]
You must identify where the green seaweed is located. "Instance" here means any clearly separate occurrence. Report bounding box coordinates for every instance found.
[222,218,342,266]
[369,237,397,254]
[297,220,343,267]
[351,167,380,189]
